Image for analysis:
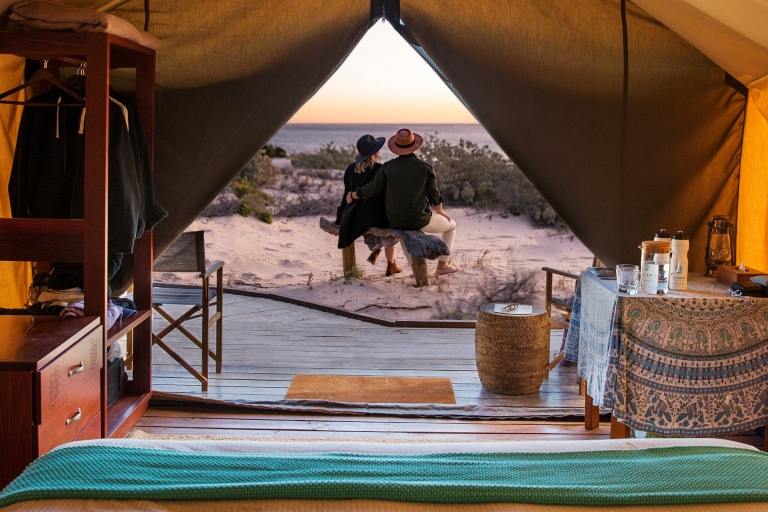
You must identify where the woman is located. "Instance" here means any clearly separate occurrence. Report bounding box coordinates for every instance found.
[335,134,401,276]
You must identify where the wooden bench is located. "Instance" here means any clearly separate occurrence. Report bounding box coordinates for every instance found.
[319,217,449,287]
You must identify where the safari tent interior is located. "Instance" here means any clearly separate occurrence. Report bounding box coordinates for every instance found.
[1,0,768,509]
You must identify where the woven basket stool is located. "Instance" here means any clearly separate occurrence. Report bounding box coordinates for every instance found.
[475,304,549,395]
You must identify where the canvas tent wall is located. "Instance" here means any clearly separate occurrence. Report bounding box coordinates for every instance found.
[1,0,767,305]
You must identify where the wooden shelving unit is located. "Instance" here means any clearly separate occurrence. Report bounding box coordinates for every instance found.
[0,32,156,438]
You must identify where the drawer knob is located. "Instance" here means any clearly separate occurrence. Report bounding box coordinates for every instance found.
[68,362,84,377]
[66,408,82,426]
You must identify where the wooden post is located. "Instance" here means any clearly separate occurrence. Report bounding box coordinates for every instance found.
[342,244,356,274]
[578,377,586,396]
[610,415,631,439]
[585,392,600,430]
[412,256,430,287]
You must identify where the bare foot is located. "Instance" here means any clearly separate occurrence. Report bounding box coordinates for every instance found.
[436,263,459,275]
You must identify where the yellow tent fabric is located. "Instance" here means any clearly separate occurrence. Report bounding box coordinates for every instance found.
[738,76,768,272]
[0,54,31,308]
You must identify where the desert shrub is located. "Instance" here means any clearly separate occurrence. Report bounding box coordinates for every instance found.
[291,142,357,170]
[276,194,338,217]
[419,134,566,229]
[239,153,280,187]
[257,210,273,224]
[297,168,339,180]
[262,144,287,158]
[434,270,538,320]
[201,194,239,217]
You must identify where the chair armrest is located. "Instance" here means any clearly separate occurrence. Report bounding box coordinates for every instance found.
[541,267,579,281]
[200,260,224,278]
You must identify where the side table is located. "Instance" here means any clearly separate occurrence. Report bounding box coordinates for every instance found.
[475,304,549,395]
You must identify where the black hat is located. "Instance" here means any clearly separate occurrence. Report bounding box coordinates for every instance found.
[355,134,386,162]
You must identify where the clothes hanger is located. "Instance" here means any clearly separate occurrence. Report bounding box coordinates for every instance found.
[63,61,87,89]
[0,60,85,106]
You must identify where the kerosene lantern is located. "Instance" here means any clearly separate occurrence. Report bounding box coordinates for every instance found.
[705,215,735,277]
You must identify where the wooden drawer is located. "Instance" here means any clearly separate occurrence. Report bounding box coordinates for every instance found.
[38,326,102,427]
[74,411,102,441]
[38,371,101,455]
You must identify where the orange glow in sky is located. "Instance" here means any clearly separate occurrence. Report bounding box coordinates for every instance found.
[289,21,477,124]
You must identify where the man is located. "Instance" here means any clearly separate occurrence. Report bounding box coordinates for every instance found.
[347,128,459,275]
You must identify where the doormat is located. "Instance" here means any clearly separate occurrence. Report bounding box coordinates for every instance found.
[285,374,456,404]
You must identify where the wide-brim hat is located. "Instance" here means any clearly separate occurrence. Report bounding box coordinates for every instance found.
[388,128,424,155]
[355,134,386,162]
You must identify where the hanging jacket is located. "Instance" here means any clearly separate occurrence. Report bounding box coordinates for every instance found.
[8,87,166,274]
[336,162,389,249]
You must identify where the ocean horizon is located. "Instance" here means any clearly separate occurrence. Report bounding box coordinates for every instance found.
[269,123,504,160]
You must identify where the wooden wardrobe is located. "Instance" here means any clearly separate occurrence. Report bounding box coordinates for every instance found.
[0,32,156,487]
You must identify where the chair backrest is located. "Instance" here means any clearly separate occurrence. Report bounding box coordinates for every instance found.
[154,231,206,273]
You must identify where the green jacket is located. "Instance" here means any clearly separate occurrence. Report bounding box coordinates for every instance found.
[355,154,443,230]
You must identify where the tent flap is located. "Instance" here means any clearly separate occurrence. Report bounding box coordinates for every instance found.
[399,0,745,270]
[107,0,370,289]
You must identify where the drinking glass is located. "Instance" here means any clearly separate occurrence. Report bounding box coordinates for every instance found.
[616,264,640,294]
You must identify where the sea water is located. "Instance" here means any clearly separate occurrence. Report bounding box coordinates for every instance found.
[269,123,505,161]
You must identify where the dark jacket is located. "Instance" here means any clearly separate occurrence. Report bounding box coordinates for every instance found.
[336,162,389,248]
[355,154,443,230]
[8,87,166,278]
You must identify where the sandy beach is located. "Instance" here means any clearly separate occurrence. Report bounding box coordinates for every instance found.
[156,205,592,322]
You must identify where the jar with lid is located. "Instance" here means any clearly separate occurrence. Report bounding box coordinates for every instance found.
[640,240,670,294]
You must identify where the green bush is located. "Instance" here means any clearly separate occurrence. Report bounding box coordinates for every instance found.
[239,153,280,187]
[257,210,273,224]
[261,144,287,158]
[419,134,566,229]
[291,142,357,170]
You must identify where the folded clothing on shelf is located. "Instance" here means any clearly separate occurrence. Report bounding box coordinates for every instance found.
[7,0,160,49]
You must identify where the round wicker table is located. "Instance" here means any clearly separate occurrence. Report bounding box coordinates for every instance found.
[475,304,549,395]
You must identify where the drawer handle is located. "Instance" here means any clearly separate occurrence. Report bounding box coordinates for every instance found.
[66,408,82,426]
[68,362,84,377]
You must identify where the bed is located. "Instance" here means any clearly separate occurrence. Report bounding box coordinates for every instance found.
[1,438,767,511]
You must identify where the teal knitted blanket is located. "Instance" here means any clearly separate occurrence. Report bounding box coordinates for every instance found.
[2,445,768,507]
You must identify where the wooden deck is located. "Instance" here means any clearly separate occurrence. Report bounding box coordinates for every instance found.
[132,292,764,448]
[148,293,581,416]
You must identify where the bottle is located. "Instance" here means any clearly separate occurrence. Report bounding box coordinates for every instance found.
[653,229,672,288]
[670,231,689,291]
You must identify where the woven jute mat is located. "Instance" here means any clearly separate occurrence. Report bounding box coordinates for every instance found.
[284,375,456,404]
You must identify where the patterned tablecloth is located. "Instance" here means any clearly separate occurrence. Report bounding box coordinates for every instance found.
[565,272,768,435]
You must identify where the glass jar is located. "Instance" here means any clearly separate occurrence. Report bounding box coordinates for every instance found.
[640,240,671,294]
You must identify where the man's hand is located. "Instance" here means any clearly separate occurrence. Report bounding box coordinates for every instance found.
[433,203,451,221]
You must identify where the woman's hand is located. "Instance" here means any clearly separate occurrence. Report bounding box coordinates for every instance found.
[346,192,354,204]
[439,211,452,222]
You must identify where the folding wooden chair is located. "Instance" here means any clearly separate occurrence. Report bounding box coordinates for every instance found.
[152,231,223,391]
[542,267,579,374]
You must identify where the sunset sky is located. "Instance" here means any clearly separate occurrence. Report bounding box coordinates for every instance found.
[288,21,477,124]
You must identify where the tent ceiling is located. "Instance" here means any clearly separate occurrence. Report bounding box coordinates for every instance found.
[632,0,768,86]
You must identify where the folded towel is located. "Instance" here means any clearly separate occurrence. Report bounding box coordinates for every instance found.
[8,0,160,50]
